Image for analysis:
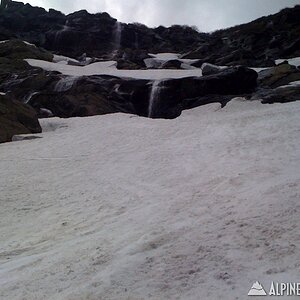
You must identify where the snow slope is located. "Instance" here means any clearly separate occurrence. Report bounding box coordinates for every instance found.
[148,53,199,65]
[0,100,300,300]
[25,59,202,80]
[276,57,300,67]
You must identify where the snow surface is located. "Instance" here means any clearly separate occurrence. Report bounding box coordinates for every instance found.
[1,100,300,300]
[0,40,36,47]
[22,41,36,47]
[149,53,180,60]
[252,67,270,73]
[25,59,203,80]
[148,53,199,64]
[276,57,300,67]
[53,54,80,65]
[0,92,6,95]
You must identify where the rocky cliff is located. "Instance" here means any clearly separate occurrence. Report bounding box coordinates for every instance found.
[0,2,299,142]
[1,2,300,64]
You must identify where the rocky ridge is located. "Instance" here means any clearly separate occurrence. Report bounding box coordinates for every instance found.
[0,2,300,142]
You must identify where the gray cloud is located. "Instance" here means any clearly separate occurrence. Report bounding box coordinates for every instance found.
[26,0,300,32]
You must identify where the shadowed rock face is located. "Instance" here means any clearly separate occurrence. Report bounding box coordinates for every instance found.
[0,39,53,84]
[0,2,299,125]
[1,2,299,65]
[258,63,300,88]
[0,94,41,143]
[3,66,258,119]
[182,6,300,66]
[0,2,203,59]
[146,66,258,118]
[0,39,258,120]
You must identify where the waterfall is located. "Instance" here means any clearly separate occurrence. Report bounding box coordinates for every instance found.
[55,23,70,45]
[54,76,78,92]
[148,80,162,118]
[114,21,122,50]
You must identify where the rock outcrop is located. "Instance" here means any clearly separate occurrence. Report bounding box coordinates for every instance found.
[0,2,203,59]
[148,66,258,118]
[0,39,53,84]
[0,2,299,66]
[258,62,300,88]
[0,94,42,143]
[252,85,300,104]
[182,5,300,66]
[3,65,257,119]
[0,2,299,125]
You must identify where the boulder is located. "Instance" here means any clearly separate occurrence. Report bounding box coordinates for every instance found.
[258,63,300,88]
[0,39,53,86]
[252,85,300,104]
[117,59,144,70]
[0,39,53,61]
[0,94,42,143]
[147,66,258,118]
[115,49,148,69]
[201,63,224,76]
[161,60,182,69]
[144,59,185,70]
[144,58,162,69]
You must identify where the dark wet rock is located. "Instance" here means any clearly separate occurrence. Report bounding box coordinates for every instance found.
[144,58,183,70]
[0,94,41,143]
[182,6,300,66]
[0,2,203,58]
[143,58,162,69]
[182,43,212,59]
[116,60,144,70]
[190,59,206,68]
[182,94,234,111]
[1,72,58,102]
[3,65,257,119]
[161,60,182,69]
[214,49,275,67]
[19,75,141,118]
[0,2,299,120]
[252,85,300,104]
[12,134,42,141]
[201,63,224,76]
[0,39,53,61]
[147,66,258,118]
[38,107,54,118]
[0,39,53,85]
[258,63,300,88]
[1,2,299,66]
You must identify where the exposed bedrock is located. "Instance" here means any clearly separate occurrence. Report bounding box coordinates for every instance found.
[3,66,258,119]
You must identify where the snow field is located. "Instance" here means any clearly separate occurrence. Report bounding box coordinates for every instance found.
[0,99,300,299]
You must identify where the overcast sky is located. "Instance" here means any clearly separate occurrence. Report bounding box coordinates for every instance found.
[25,0,300,32]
